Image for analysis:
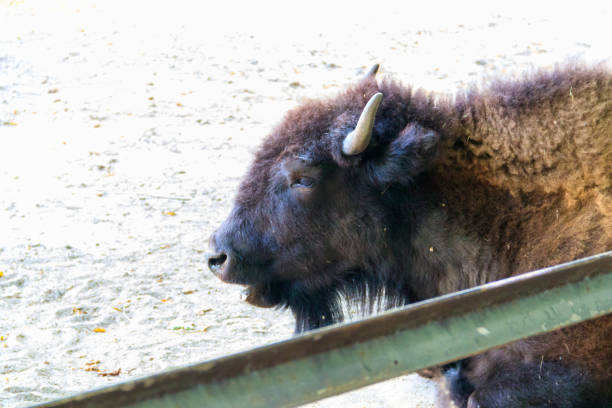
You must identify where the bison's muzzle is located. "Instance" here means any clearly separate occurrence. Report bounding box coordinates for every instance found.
[206,235,278,309]
[206,251,227,278]
[206,231,233,282]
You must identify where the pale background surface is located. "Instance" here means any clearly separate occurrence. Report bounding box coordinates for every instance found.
[0,1,610,407]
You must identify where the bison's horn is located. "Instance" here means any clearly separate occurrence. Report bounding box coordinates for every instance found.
[364,64,380,79]
[342,92,383,156]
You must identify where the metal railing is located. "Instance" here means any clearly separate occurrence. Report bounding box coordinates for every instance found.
[35,251,612,408]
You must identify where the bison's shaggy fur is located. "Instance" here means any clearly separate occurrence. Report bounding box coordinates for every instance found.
[209,64,612,407]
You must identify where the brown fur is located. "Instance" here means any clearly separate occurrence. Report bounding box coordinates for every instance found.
[208,64,612,407]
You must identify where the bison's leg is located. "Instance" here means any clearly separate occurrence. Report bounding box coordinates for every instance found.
[460,362,598,408]
[435,361,474,408]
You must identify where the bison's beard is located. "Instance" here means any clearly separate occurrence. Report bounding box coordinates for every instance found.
[240,271,411,333]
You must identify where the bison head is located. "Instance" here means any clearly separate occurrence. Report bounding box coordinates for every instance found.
[207,66,440,332]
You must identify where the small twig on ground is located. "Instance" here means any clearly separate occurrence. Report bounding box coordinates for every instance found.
[98,368,121,377]
[139,195,191,201]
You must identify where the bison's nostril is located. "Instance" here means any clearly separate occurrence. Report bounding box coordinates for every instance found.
[207,252,227,273]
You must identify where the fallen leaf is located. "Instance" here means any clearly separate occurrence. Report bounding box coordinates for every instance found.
[72,307,87,315]
[93,327,106,333]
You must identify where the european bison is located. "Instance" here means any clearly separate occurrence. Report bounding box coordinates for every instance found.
[207,64,612,407]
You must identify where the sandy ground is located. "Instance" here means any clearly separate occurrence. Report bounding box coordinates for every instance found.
[0,1,610,407]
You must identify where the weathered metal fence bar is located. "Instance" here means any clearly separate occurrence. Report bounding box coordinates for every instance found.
[36,251,612,408]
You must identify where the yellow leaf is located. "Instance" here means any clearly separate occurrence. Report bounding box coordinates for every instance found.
[93,328,106,333]
[73,307,87,315]
[0,271,4,278]
[164,211,176,216]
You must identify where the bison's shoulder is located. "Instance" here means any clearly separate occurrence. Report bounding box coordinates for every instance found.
[437,64,612,196]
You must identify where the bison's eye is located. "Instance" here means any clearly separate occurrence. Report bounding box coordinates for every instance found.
[290,176,315,189]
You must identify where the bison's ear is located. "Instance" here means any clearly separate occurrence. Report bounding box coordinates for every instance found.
[366,123,439,187]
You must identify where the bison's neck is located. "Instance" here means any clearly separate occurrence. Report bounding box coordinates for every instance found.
[403,172,515,299]
[394,67,612,299]
[404,169,611,300]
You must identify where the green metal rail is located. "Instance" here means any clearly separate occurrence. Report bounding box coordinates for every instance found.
[35,251,612,408]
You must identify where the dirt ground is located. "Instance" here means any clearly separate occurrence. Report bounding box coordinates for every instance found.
[0,1,610,407]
